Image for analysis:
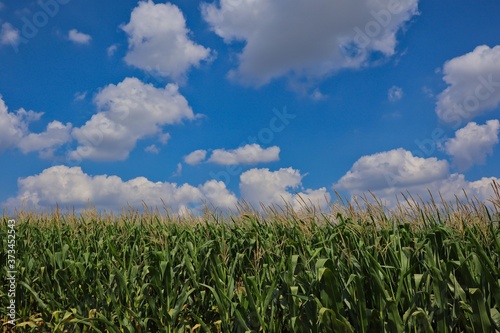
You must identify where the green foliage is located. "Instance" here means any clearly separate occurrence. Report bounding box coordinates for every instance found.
[1,198,500,332]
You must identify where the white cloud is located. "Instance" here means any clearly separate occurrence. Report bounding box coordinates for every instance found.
[0,97,35,152]
[145,144,159,154]
[184,149,207,165]
[199,179,239,210]
[436,45,500,124]
[364,174,499,208]
[172,163,183,177]
[184,144,280,166]
[208,144,280,165]
[123,1,212,80]
[158,132,171,144]
[388,85,403,102]
[0,96,70,156]
[444,119,500,171]
[239,167,330,210]
[0,22,20,46]
[107,44,118,57]
[70,77,196,161]
[68,29,92,44]
[18,121,72,157]
[335,148,449,191]
[202,0,419,85]
[4,166,238,213]
[74,91,87,101]
[334,148,499,207]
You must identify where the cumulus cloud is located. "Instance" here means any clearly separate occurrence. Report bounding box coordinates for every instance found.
[184,144,280,165]
[4,166,238,212]
[240,167,330,210]
[436,45,500,125]
[365,174,499,208]
[334,148,499,207]
[335,148,449,192]
[18,121,72,158]
[123,1,212,80]
[184,149,207,165]
[0,97,37,152]
[444,119,500,171]
[202,0,419,85]
[70,77,196,161]
[208,144,280,165]
[0,22,19,46]
[68,29,92,44]
[388,85,403,102]
[0,96,71,156]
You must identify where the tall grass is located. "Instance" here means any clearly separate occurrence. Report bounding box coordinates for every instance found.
[1,188,500,332]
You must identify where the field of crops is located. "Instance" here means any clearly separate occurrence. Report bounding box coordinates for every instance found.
[1,193,500,332]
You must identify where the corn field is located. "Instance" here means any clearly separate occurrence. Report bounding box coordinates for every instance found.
[1,191,500,332]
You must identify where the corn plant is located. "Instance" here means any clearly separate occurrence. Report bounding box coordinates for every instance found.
[0,189,499,332]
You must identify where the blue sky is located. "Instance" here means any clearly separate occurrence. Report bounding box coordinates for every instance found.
[1,0,500,213]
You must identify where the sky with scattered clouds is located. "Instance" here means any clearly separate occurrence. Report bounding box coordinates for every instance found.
[1,0,500,213]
